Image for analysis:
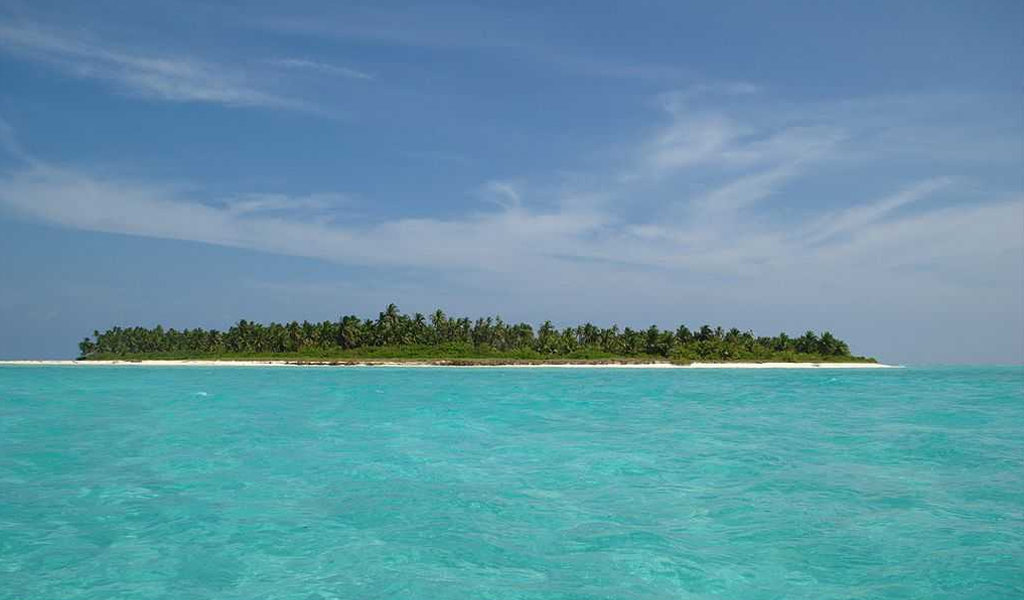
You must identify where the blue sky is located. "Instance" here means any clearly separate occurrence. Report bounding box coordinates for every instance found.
[0,0,1021,363]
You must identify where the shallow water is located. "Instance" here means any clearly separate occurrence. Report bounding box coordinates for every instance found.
[1,366,1021,599]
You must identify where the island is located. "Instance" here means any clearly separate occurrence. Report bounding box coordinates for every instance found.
[73,304,879,366]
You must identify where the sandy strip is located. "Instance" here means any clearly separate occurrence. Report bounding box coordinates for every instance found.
[0,360,898,369]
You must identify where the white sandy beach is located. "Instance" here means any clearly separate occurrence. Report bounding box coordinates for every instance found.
[0,360,898,368]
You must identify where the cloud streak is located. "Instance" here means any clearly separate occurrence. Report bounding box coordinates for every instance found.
[0,22,315,111]
[801,177,954,245]
[266,58,374,81]
[1,159,1017,293]
[0,115,33,164]
[259,7,687,82]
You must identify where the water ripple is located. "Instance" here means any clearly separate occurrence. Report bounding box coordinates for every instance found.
[0,365,1021,599]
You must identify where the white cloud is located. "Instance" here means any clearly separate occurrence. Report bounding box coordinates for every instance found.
[692,163,802,216]
[655,83,762,110]
[1,160,1017,289]
[631,90,846,183]
[811,199,1023,276]
[801,177,954,244]
[0,115,33,164]
[266,58,373,81]
[642,111,746,175]
[221,193,351,217]
[481,181,522,210]
[0,163,610,272]
[0,22,313,111]
[259,8,687,82]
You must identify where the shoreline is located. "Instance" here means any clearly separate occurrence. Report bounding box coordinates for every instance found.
[0,360,898,369]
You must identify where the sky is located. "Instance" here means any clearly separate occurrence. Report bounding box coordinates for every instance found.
[0,0,1021,363]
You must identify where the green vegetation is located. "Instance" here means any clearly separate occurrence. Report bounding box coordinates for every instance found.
[78,304,874,364]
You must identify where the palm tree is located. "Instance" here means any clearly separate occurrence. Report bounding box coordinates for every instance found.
[537,321,558,354]
[430,309,447,343]
[338,315,363,349]
[796,331,819,354]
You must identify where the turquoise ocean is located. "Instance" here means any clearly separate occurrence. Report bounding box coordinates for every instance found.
[1,366,1021,599]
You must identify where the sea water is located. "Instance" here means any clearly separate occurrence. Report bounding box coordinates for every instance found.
[0,366,1021,599]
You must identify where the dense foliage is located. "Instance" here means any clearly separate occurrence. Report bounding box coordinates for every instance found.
[78,304,871,363]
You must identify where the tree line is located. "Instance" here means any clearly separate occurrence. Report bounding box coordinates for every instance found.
[78,304,867,362]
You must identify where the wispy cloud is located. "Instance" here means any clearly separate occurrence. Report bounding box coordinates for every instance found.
[1,157,1017,290]
[692,163,803,216]
[266,58,373,81]
[801,177,954,245]
[481,181,522,210]
[259,7,521,52]
[0,114,33,164]
[632,86,846,182]
[656,83,762,108]
[0,161,611,272]
[258,8,686,82]
[0,21,315,111]
[220,192,352,217]
[639,111,747,176]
